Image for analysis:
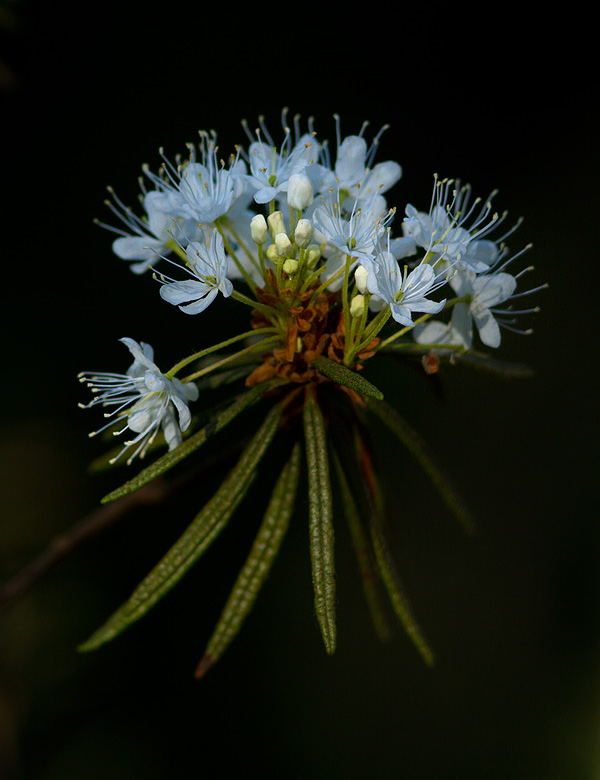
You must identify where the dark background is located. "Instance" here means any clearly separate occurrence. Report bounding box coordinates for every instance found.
[1,2,598,778]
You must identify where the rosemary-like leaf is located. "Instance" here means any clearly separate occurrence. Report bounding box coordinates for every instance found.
[302,390,336,655]
[195,441,302,678]
[311,356,384,400]
[370,515,435,666]
[333,453,393,642]
[365,398,474,534]
[78,400,285,652]
[101,379,284,504]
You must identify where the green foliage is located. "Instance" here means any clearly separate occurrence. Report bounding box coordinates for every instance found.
[311,355,384,400]
[101,380,282,504]
[302,389,337,655]
[196,441,302,677]
[365,397,475,534]
[79,398,286,652]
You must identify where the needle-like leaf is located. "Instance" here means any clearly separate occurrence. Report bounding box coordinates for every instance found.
[311,355,384,400]
[79,399,286,652]
[195,441,302,678]
[365,397,474,534]
[332,452,393,642]
[101,379,284,504]
[303,389,336,655]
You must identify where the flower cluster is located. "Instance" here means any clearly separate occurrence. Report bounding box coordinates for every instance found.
[79,111,545,677]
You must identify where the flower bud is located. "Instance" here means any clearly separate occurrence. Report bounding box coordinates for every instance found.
[265,244,280,265]
[275,232,293,257]
[294,218,313,248]
[250,214,268,245]
[350,294,366,318]
[287,173,314,211]
[305,244,321,269]
[267,210,286,239]
[283,258,299,275]
[354,265,369,294]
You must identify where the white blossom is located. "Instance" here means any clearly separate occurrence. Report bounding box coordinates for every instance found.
[158,229,233,314]
[79,338,198,464]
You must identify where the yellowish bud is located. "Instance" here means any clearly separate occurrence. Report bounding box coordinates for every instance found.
[267,210,286,238]
[350,294,366,318]
[283,258,299,274]
[275,232,293,257]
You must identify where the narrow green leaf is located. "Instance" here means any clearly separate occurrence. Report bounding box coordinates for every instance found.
[328,402,432,662]
[365,397,474,534]
[370,516,435,666]
[381,343,534,379]
[311,355,384,400]
[195,441,302,678]
[332,453,393,642]
[193,364,258,392]
[78,400,285,652]
[302,392,336,654]
[101,379,282,503]
[453,350,535,378]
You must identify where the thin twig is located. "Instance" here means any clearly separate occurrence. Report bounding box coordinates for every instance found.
[0,439,249,612]
[0,480,171,612]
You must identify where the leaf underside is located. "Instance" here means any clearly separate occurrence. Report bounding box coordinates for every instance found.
[333,452,393,642]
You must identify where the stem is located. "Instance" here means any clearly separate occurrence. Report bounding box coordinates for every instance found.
[166,327,278,379]
[214,219,258,292]
[165,238,188,263]
[182,337,279,383]
[342,255,352,344]
[347,306,392,364]
[230,290,281,323]
[376,294,472,352]
[305,261,346,301]
[220,217,263,278]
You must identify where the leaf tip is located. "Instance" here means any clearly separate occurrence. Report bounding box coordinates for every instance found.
[100,487,126,504]
[194,653,214,679]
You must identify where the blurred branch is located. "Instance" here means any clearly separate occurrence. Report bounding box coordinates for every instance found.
[0,438,248,612]
[0,479,171,612]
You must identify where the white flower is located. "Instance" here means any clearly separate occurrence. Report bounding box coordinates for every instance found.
[96,189,201,274]
[142,132,248,225]
[317,117,402,204]
[240,112,326,205]
[413,303,473,351]
[366,251,447,327]
[402,175,509,273]
[79,338,199,464]
[313,188,393,266]
[418,241,543,349]
[157,229,233,314]
[450,268,517,348]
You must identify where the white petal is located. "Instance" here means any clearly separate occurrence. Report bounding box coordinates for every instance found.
[171,394,192,432]
[254,186,279,204]
[178,288,219,314]
[113,236,163,262]
[335,136,367,185]
[160,281,211,306]
[473,273,517,308]
[473,308,501,348]
[120,338,160,373]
